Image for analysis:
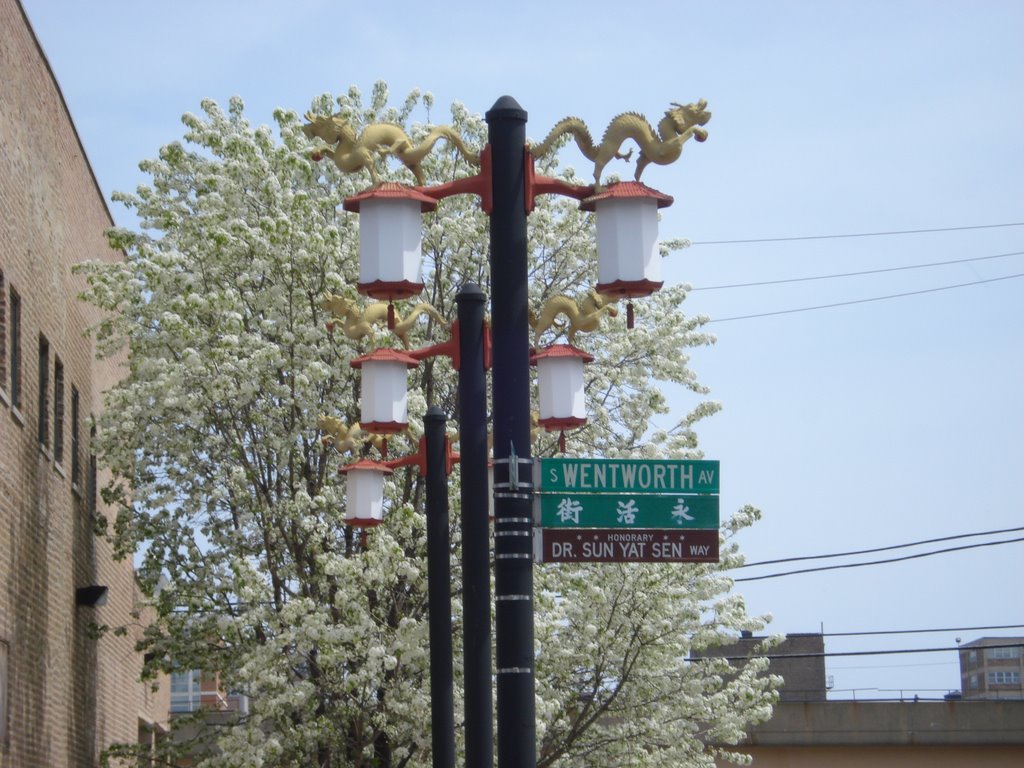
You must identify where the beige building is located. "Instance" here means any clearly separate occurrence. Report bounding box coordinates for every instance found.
[0,0,169,765]
[731,699,1024,767]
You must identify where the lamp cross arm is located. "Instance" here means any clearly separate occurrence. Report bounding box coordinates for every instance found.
[382,436,460,476]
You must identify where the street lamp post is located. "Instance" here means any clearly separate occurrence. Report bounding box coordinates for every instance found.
[318,93,709,768]
[485,97,537,768]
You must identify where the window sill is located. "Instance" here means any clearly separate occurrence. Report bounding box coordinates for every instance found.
[10,406,25,428]
[54,462,66,479]
[0,387,9,408]
[39,444,52,462]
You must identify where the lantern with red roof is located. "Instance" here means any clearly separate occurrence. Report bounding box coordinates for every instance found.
[339,458,393,528]
[350,347,421,434]
[531,343,594,451]
[343,183,438,301]
[581,181,674,325]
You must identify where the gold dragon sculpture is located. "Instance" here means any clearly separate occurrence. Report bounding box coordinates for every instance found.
[529,100,711,190]
[317,415,386,454]
[529,290,619,346]
[321,293,448,348]
[303,112,480,187]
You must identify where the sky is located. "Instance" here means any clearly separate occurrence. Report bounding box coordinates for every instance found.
[20,0,1024,700]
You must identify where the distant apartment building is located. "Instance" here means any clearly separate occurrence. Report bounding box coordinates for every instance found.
[1,1,168,765]
[959,637,1024,700]
[170,669,249,716]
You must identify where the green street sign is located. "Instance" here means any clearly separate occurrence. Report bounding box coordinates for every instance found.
[537,458,720,494]
[537,493,719,529]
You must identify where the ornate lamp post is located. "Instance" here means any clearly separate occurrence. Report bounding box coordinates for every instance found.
[308,94,710,768]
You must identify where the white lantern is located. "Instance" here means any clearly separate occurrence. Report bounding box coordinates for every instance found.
[340,458,393,527]
[343,183,438,300]
[531,344,594,431]
[350,348,420,434]
[581,181,673,299]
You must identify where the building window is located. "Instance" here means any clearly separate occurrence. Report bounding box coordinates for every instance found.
[968,650,977,664]
[988,671,1021,686]
[9,288,20,410]
[53,356,65,464]
[0,640,8,748]
[0,270,6,399]
[986,646,1021,661]
[969,674,978,689]
[170,670,202,713]
[88,423,98,516]
[71,386,81,488]
[38,336,50,448]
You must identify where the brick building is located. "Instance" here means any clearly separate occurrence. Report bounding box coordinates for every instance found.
[0,0,168,765]
[692,631,828,702]
[958,637,1024,700]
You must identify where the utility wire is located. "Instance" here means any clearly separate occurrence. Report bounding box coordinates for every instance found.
[823,623,1024,638]
[715,642,1024,662]
[690,250,1024,291]
[692,222,1024,246]
[737,525,1024,568]
[707,272,1024,323]
[733,537,1024,582]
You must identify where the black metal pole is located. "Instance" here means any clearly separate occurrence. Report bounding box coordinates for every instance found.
[486,96,536,768]
[424,406,456,768]
[456,284,493,768]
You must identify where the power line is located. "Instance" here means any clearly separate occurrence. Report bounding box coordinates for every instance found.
[707,272,1024,323]
[737,525,1024,569]
[714,642,1024,663]
[690,250,1024,291]
[691,222,1024,246]
[823,623,1024,638]
[733,537,1024,582]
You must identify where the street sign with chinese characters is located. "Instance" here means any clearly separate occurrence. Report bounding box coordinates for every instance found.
[536,493,719,529]
[537,528,719,563]
[537,457,719,494]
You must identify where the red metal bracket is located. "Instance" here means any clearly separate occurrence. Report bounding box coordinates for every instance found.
[382,436,460,476]
[483,319,492,371]
[407,319,461,369]
[414,144,493,214]
[524,151,594,213]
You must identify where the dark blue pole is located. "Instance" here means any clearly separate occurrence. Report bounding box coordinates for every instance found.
[424,406,456,768]
[456,283,494,768]
[486,96,536,768]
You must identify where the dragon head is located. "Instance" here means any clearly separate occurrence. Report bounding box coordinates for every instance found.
[302,112,357,145]
[668,100,712,135]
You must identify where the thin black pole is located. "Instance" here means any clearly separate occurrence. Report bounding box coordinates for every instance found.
[456,284,493,768]
[424,406,456,768]
[486,96,537,768]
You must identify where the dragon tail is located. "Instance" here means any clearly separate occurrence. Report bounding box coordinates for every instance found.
[420,127,481,166]
[529,118,597,162]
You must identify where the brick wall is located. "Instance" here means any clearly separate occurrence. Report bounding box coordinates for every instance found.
[0,1,168,765]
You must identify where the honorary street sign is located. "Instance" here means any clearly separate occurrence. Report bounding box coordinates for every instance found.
[537,493,719,529]
[537,458,720,495]
[537,528,719,563]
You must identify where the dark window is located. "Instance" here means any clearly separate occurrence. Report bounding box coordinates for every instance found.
[88,423,98,516]
[54,356,65,463]
[0,270,6,393]
[38,336,49,447]
[9,289,20,409]
[0,639,8,748]
[71,386,81,487]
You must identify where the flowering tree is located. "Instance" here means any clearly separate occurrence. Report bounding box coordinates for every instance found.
[79,83,778,768]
